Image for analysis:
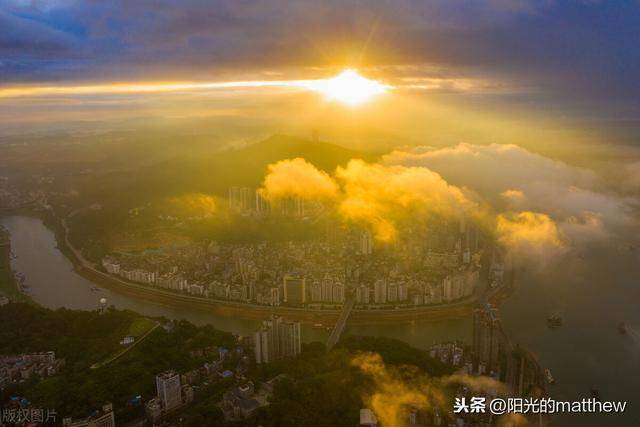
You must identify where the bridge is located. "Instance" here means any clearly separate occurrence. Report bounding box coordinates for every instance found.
[325,295,356,352]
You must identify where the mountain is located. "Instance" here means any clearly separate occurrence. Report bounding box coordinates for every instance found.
[71,134,378,207]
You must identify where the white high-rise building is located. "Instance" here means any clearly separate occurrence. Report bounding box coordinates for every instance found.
[374,279,387,304]
[356,285,370,304]
[229,186,255,213]
[360,230,374,255]
[332,283,345,304]
[255,190,270,214]
[387,283,398,303]
[310,281,323,302]
[269,287,281,306]
[283,274,306,304]
[254,328,272,364]
[321,276,334,302]
[463,247,471,265]
[443,275,454,302]
[279,320,302,358]
[254,316,301,364]
[156,371,182,411]
[443,274,466,302]
[398,283,408,301]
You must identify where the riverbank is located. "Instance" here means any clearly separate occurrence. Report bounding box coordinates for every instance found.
[4,208,480,324]
[0,224,31,303]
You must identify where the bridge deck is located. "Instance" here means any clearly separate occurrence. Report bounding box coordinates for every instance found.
[326,296,356,351]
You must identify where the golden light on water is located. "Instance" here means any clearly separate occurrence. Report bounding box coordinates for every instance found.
[0,69,392,105]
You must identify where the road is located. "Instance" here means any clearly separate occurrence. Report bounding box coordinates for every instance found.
[90,320,159,369]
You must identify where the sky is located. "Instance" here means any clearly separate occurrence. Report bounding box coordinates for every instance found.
[1,0,639,153]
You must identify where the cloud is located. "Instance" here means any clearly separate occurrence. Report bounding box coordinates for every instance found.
[260,157,339,201]
[351,352,507,427]
[261,157,475,241]
[167,192,217,217]
[259,141,631,258]
[351,353,431,427]
[500,189,525,202]
[442,373,507,395]
[3,0,639,112]
[385,143,632,245]
[496,211,563,252]
[336,159,474,241]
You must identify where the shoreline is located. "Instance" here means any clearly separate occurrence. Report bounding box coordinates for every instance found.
[0,221,33,304]
[3,208,484,324]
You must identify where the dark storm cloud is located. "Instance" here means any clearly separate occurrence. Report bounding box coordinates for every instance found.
[1,1,639,103]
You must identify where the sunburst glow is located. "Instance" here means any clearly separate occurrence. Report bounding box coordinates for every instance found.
[0,69,392,104]
[300,69,391,105]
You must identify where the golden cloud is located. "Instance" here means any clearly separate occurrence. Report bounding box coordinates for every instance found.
[337,160,474,241]
[260,157,474,241]
[168,193,217,217]
[497,211,563,250]
[351,353,431,427]
[351,353,508,427]
[260,157,338,201]
[500,189,525,202]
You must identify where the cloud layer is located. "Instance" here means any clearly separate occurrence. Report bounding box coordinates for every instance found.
[260,141,633,258]
[384,143,631,246]
[2,0,639,111]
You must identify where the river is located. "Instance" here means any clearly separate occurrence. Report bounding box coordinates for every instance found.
[3,215,637,425]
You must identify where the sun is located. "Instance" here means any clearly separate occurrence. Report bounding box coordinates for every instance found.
[302,69,391,106]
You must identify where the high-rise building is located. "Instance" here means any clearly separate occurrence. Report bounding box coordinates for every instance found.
[269,287,281,306]
[462,247,471,264]
[398,283,408,301]
[229,187,241,211]
[156,370,182,411]
[229,186,255,213]
[240,187,253,212]
[443,275,454,302]
[374,279,387,304]
[472,304,501,375]
[321,275,333,302]
[254,327,272,364]
[332,282,345,304]
[359,408,378,427]
[275,196,305,217]
[279,319,302,357]
[360,230,374,255]
[310,281,323,302]
[254,316,301,364]
[356,285,370,304]
[283,274,306,304]
[387,283,398,303]
[255,189,270,214]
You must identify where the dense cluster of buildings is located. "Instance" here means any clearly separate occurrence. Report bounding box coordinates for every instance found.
[100,200,492,312]
[0,351,65,389]
[229,186,321,217]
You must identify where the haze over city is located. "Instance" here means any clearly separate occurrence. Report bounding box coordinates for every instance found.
[1,1,640,426]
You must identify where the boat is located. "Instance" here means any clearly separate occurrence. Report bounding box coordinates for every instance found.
[547,313,563,329]
[618,322,628,334]
[544,368,555,385]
